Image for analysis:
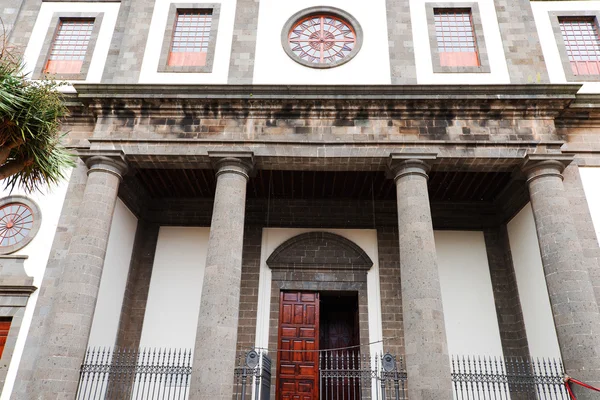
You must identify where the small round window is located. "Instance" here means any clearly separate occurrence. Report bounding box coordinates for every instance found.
[0,196,41,255]
[282,7,363,68]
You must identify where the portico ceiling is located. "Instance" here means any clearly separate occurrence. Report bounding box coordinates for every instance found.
[134,168,514,202]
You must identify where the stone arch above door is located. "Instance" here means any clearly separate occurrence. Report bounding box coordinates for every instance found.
[266,231,373,270]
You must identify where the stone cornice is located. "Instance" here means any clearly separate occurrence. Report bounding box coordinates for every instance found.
[71,84,581,119]
[73,84,581,100]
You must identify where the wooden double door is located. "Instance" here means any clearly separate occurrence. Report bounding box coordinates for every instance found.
[276,291,359,400]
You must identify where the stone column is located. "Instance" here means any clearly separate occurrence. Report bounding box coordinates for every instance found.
[523,156,600,399]
[29,154,127,399]
[190,152,253,400]
[389,155,453,400]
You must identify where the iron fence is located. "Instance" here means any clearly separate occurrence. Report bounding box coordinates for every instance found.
[451,355,569,400]
[76,347,192,400]
[319,350,407,400]
[234,349,272,400]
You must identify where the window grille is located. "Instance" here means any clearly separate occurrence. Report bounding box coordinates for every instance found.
[559,17,600,76]
[434,9,480,67]
[44,19,94,74]
[168,10,212,67]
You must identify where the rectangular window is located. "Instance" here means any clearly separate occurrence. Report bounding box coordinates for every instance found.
[168,10,213,67]
[44,19,94,75]
[434,9,480,67]
[559,17,600,76]
[0,318,11,358]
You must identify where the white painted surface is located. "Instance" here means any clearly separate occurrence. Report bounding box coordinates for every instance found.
[411,0,510,84]
[23,2,120,86]
[139,227,210,349]
[532,1,600,93]
[580,167,600,243]
[0,172,72,399]
[138,0,236,84]
[435,230,504,357]
[87,199,138,348]
[507,204,561,359]
[252,1,391,84]
[256,228,384,355]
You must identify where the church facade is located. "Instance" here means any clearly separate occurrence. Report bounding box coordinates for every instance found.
[1,0,600,399]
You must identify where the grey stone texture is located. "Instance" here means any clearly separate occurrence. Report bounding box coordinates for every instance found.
[16,156,127,399]
[377,226,404,358]
[563,165,600,310]
[267,231,372,270]
[390,157,453,400]
[0,0,24,38]
[0,255,36,391]
[102,0,156,83]
[6,0,39,50]
[234,225,262,352]
[190,154,253,400]
[13,160,89,399]
[524,158,600,399]
[493,0,549,83]
[227,0,260,83]
[483,226,530,358]
[385,0,417,83]
[115,221,160,348]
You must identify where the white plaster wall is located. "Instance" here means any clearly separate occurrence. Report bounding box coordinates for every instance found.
[252,1,391,84]
[507,204,561,359]
[256,228,384,356]
[0,172,72,399]
[411,0,510,84]
[87,199,138,348]
[532,1,600,93]
[138,0,236,84]
[23,2,120,89]
[580,167,600,243]
[435,230,504,357]
[139,227,210,350]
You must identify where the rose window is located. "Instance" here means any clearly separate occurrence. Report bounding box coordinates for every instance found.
[0,203,34,248]
[283,10,362,68]
[0,197,41,254]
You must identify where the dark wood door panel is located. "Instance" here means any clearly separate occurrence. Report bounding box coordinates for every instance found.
[277,291,319,400]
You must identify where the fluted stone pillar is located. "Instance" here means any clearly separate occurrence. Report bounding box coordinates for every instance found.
[190,152,253,400]
[389,155,453,400]
[29,154,127,398]
[523,156,600,399]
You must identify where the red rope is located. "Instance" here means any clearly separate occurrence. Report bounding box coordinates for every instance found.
[564,375,600,399]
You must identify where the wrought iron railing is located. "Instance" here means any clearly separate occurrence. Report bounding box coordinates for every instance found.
[76,347,192,400]
[319,350,407,400]
[451,355,569,399]
[234,349,272,400]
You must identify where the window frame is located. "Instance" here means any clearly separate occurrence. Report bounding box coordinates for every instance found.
[33,12,104,81]
[0,196,42,255]
[550,11,600,82]
[280,7,364,69]
[158,3,221,73]
[425,3,490,73]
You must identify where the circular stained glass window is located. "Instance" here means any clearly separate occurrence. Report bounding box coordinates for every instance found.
[0,196,41,255]
[282,8,363,68]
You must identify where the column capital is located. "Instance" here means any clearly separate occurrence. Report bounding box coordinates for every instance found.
[522,154,573,184]
[209,151,255,180]
[78,150,129,181]
[387,153,437,182]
